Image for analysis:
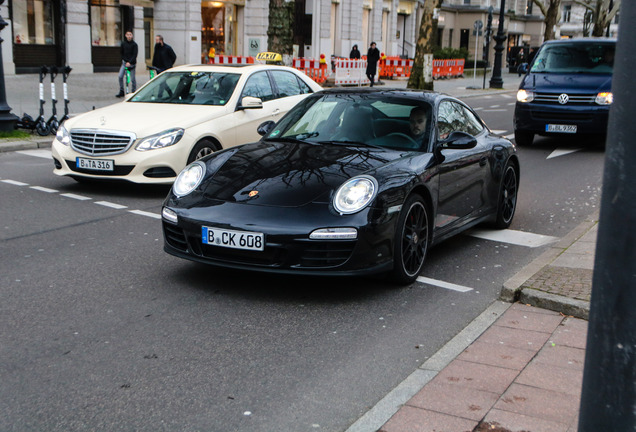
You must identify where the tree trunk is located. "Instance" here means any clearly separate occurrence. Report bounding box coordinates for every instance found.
[408,0,436,90]
[543,0,562,41]
[268,0,295,65]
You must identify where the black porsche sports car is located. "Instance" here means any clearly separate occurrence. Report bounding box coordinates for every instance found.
[162,89,519,284]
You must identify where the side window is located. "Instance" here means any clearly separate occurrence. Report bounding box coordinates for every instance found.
[271,71,302,98]
[437,101,483,139]
[461,105,484,136]
[242,72,275,102]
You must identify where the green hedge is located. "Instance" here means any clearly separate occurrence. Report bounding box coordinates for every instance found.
[433,47,469,60]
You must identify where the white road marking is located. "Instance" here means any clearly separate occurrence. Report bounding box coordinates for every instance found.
[2,179,29,186]
[490,104,501,108]
[500,94,513,99]
[30,186,58,193]
[17,149,52,159]
[61,193,91,201]
[507,102,516,106]
[129,209,161,219]
[416,276,474,292]
[473,107,483,111]
[483,109,508,112]
[95,201,128,209]
[548,148,582,159]
[468,228,558,248]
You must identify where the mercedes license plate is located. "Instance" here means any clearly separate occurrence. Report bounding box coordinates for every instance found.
[76,157,114,171]
[202,226,264,251]
[546,124,577,133]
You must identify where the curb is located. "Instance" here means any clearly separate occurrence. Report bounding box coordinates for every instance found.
[0,138,52,153]
[499,211,599,318]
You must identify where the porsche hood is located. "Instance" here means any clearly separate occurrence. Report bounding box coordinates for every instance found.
[197,141,411,207]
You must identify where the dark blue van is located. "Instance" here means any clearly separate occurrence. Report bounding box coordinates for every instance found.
[513,38,615,146]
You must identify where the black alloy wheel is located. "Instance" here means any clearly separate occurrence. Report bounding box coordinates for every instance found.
[391,194,429,285]
[494,163,518,229]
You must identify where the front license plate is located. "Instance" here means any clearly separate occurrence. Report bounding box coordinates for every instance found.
[546,124,577,133]
[76,157,114,171]
[202,226,264,251]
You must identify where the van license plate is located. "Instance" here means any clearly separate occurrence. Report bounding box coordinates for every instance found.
[202,227,264,251]
[546,124,577,133]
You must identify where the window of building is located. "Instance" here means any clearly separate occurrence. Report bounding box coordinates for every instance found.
[12,0,55,45]
[526,0,533,15]
[202,2,237,59]
[90,0,122,46]
[463,0,471,4]
[563,5,571,23]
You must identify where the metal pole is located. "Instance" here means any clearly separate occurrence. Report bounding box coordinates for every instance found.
[578,3,636,430]
[489,0,506,89]
[0,0,19,131]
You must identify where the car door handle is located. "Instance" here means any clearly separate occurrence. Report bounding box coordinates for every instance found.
[272,109,281,116]
[479,157,487,167]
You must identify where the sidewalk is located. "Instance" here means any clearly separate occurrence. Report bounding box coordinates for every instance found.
[349,215,597,432]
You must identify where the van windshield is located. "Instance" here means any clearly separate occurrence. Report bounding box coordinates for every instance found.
[530,42,615,74]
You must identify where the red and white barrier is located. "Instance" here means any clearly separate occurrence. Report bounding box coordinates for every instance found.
[208,55,254,65]
[334,59,375,85]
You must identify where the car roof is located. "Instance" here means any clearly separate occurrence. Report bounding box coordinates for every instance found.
[311,87,453,104]
[166,63,300,74]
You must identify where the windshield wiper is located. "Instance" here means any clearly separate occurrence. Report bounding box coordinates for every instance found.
[265,133,320,144]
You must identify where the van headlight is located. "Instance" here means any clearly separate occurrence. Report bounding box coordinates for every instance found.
[55,125,71,146]
[136,128,184,151]
[595,92,613,105]
[173,162,205,197]
[517,89,534,103]
[333,175,377,215]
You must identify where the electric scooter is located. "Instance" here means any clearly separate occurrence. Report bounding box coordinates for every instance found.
[16,65,50,136]
[147,65,160,79]
[46,66,59,134]
[124,66,132,95]
[61,66,72,123]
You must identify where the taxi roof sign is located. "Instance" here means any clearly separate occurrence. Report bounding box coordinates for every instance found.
[256,52,283,64]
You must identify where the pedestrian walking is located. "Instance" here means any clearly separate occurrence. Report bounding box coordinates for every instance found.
[116,30,138,97]
[349,44,361,59]
[152,35,177,73]
[365,42,380,87]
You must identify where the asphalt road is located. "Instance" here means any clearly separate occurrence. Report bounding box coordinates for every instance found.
[0,97,605,431]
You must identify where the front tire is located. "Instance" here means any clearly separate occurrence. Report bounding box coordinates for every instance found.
[391,194,429,285]
[514,130,533,146]
[493,163,519,229]
[187,139,219,164]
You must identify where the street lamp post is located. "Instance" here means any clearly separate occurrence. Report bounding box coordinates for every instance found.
[0,0,18,132]
[489,0,507,89]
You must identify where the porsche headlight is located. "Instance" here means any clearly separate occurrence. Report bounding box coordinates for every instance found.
[55,125,71,146]
[595,92,613,105]
[136,128,184,151]
[173,162,205,197]
[333,175,378,215]
[516,89,534,103]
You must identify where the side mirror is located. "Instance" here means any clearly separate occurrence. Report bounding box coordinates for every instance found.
[441,131,477,149]
[257,120,276,136]
[238,96,263,110]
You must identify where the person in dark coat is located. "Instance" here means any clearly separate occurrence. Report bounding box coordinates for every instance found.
[152,35,177,73]
[117,30,138,97]
[365,42,380,87]
[350,44,361,59]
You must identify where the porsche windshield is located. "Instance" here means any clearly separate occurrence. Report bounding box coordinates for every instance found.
[530,42,615,74]
[267,93,434,151]
[130,71,240,105]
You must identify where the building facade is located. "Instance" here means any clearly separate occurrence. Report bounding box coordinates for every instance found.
[0,0,618,76]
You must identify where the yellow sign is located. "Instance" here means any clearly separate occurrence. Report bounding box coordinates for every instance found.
[256,52,282,63]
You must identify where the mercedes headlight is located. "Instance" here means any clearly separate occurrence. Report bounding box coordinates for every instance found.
[516,89,534,103]
[136,128,184,151]
[333,175,378,215]
[173,162,205,197]
[55,125,71,146]
[595,92,613,105]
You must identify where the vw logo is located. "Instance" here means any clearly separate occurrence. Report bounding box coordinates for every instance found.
[558,93,569,104]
